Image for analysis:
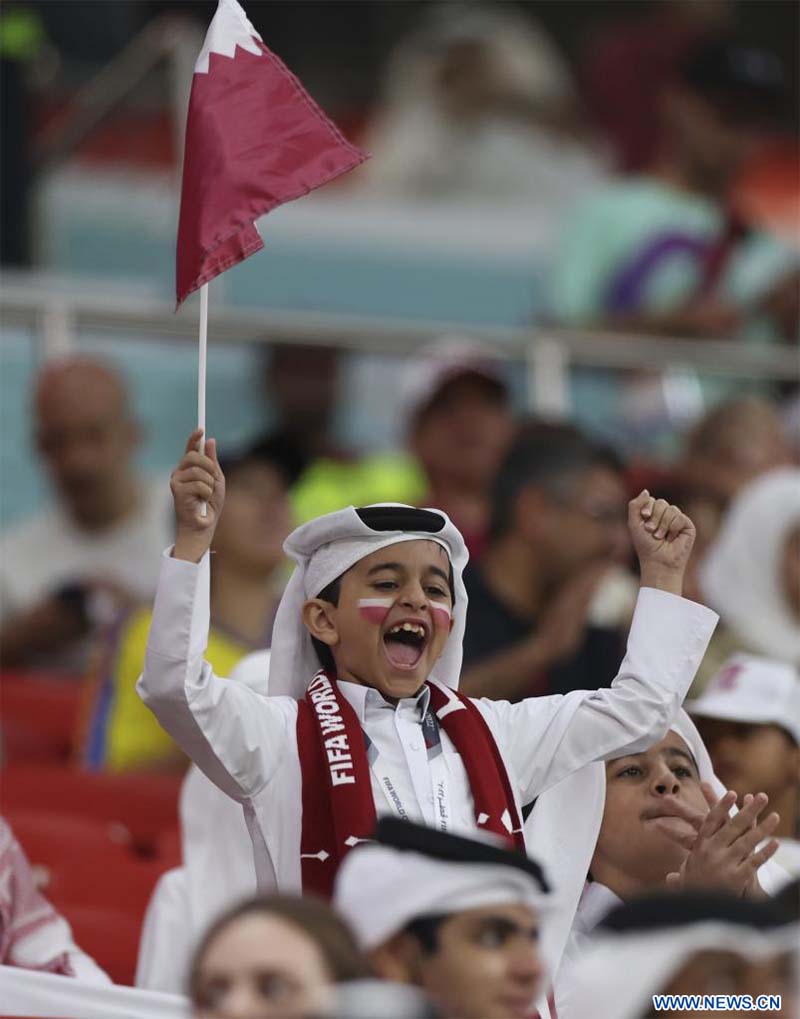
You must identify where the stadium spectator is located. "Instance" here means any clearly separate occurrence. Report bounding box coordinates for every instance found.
[689,654,800,882]
[0,357,172,672]
[81,439,294,772]
[565,891,797,1019]
[580,0,734,172]
[334,818,550,1019]
[405,342,514,560]
[361,3,604,207]
[261,344,342,477]
[0,817,110,984]
[679,395,794,511]
[674,395,794,603]
[260,344,422,523]
[188,895,368,1019]
[552,714,783,1017]
[696,468,800,686]
[551,38,798,343]
[138,428,715,956]
[460,422,635,700]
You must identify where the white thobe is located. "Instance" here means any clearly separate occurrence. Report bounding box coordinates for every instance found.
[556,881,622,1019]
[138,550,717,892]
[136,655,271,993]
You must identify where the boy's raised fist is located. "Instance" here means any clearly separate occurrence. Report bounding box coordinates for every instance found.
[628,490,696,594]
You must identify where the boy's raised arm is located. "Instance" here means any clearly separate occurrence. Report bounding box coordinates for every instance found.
[481,492,719,802]
[137,431,292,801]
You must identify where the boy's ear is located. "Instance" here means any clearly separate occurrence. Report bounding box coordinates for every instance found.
[302,598,339,647]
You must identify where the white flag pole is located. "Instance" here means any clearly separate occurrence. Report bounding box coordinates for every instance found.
[198,281,209,517]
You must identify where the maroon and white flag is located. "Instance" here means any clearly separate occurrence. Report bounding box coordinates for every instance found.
[175,0,367,306]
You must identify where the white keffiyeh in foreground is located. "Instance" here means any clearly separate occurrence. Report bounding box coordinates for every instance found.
[565,899,799,1019]
[334,820,552,953]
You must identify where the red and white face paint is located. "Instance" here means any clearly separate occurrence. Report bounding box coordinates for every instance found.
[357,598,393,626]
[358,597,452,631]
[430,602,453,631]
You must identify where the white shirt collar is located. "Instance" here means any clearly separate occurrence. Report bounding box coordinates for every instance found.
[337,679,431,725]
[576,881,623,937]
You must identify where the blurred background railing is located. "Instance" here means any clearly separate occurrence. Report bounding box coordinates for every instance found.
[2,270,796,528]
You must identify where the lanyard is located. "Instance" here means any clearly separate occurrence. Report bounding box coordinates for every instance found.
[366,707,453,832]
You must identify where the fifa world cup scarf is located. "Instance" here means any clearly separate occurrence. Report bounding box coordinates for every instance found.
[297,671,524,898]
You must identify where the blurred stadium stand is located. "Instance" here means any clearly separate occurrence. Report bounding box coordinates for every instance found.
[2,274,796,529]
[0,0,797,993]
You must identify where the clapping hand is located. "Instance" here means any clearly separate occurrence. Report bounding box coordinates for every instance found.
[659,782,780,898]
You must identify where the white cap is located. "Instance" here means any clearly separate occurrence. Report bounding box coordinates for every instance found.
[687,654,800,745]
[401,336,507,431]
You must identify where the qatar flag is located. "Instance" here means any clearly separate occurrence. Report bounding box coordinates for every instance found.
[175,0,367,306]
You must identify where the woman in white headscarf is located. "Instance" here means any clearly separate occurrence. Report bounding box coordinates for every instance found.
[695,468,800,687]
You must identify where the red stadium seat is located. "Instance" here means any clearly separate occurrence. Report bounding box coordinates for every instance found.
[0,764,182,853]
[156,825,182,869]
[0,672,83,763]
[61,904,143,986]
[5,809,162,913]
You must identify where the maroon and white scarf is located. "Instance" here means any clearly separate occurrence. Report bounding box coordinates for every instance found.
[297,671,524,898]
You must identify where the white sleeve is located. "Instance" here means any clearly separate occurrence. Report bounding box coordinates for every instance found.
[137,550,295,801]
[479,588,718,804]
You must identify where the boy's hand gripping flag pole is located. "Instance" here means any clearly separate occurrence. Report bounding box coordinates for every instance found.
[175,0,367,510]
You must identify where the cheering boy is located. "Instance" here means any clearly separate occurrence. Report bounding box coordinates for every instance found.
[138,430,717,896]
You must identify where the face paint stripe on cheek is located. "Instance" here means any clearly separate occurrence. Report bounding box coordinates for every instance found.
[358,598,393,625]
[430,603,452,630]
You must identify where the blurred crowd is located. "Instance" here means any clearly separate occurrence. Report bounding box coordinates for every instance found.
[0,336,798,1016]
[2,0,799,345]
[1,1,799,1018]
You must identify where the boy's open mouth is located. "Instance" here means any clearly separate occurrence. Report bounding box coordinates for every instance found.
[383,621,428,670]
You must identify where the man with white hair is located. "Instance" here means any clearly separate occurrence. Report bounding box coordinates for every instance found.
[334,817,551,1019]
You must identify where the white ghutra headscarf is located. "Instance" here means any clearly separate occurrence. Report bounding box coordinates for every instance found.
[267,504,470,699]
[565,895,799,1019]
[701,468,800,664]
